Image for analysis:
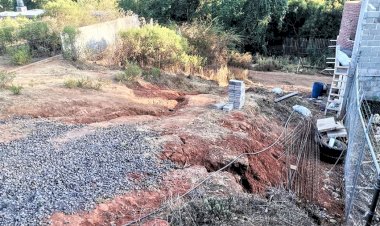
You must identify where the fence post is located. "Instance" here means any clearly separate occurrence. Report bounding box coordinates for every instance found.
[366,175,380,226]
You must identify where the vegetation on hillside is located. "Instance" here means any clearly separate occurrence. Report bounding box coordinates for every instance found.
[0,0,342,72]
[119,0,343,53]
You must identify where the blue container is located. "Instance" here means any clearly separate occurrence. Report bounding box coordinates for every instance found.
[311,82,324,98]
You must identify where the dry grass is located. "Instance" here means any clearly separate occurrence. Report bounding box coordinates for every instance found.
[161,189,320,226]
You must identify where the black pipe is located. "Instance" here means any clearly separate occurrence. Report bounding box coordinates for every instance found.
[366,175,380,226]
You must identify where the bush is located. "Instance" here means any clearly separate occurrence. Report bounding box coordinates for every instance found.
[9,45,32,65]
[9,84,23,95]
[0,17,31,53]
[115,63,143,82]
[43,0,121,30]
[254,55,283,72]
[19,21,61,57]
[64,77,103,90]
[211,66,230,87]
[228,51,253,69]
[180,20,241,68]
[143,67,161,80]
[118,25,203,71]
[62,26,79,60]
[0,71,15,89]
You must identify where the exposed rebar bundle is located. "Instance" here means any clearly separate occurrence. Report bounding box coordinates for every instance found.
[284,116,320,202]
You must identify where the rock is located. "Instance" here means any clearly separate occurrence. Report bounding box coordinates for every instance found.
[272,87,283,95]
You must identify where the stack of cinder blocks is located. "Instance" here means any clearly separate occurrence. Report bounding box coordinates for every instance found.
[224,80,245,111]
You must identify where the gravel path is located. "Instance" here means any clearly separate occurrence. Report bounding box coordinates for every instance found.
[0,117,173,225]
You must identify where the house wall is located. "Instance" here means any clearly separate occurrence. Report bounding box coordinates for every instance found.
[337,1,362,52]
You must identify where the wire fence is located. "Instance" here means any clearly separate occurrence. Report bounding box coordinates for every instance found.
[345,71,380,225]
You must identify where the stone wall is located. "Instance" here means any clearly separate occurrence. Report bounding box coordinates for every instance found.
[61,16,140,60]
[337,1,361,52]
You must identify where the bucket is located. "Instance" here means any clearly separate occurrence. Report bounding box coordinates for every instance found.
[312,82,324,98]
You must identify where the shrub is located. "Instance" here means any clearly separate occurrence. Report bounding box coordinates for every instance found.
[143,67,161,80]
[228,51,253,69]
[64,77,103,90]
[0,71,15,88]
[43,0,121,30]
[150,67,161,77]
[9,45,32,65]
[19,21,61,57]
[63,78,77,89]
[180,21,240,68]
[0,17,31,53]
[229,67,249,81]
[9,84,23,95]
[254,56,283,72]
[115,63,143,82]
[211,66,230,87]
[118,25,203,71]
[62,26,79,60]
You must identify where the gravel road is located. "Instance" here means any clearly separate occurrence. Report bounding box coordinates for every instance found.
[0,117,173,225]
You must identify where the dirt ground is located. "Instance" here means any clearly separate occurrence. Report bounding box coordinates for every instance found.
[0,57,342,225]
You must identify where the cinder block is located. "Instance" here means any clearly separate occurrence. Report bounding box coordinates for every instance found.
[223,103,234,112]
[362,35,375,40]
[366,11,380,18]
[363,23,377,30]
[212,103,226,110]
[367,40,380,46]
[360,56,371,62]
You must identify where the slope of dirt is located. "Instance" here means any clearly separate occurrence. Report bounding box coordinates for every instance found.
[0,58,343,225]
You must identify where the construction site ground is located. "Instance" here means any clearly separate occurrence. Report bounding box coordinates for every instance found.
[0,57,344,225]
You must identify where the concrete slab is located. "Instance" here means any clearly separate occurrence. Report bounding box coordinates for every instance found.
[317,117,338,132]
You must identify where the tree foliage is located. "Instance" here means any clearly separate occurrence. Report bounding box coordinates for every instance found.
[119,0,343,53]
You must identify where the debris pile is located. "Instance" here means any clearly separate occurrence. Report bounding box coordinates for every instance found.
[317,117,347,139]
[317,117,348,163]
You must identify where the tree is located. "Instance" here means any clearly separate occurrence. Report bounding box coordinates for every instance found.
[0,0,14,10]
[241,0,287,52]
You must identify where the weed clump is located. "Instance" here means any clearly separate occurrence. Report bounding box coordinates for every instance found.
[142,67,161,80]
[9,45,32,65]
[0,71,15,89]
[9,84,23,95]
[115,63,143,82]
[254,56,283,72]
[64,77,103,90]
[228,51,252,69]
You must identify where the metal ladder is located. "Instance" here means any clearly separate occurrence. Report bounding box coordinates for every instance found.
[324,45,349,116]
[323,40,337,75]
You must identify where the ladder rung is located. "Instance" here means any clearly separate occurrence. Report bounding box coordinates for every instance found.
[335,72,348,76]
[336,66,349,69]
[329,45,337,48]
[330,93,343,97]
[326,106,340,111]
[326,62,335,64]
[325,68,335,71]
[330,40,337,42]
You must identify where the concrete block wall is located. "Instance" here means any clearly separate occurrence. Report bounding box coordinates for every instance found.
[61,16,140,60]
[337,1,362,51]
[357,0,380,100]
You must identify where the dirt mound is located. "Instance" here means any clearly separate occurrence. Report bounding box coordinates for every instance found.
[161,109,285,193]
